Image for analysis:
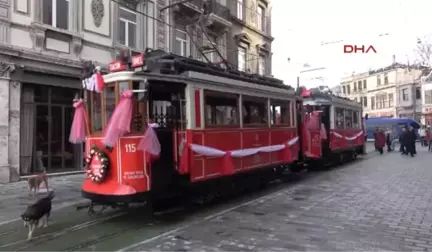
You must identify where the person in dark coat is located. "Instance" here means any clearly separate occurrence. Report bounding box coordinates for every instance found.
[374,128,386,155]
[402,126,415,157]
[399,127,406,154]
[409,126,417,155]
[386,129,393,152]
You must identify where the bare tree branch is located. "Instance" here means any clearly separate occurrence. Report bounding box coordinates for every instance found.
[415,41,432,67]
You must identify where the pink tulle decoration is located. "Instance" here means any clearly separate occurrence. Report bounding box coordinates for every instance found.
[69,99,87,144]
[103,90,134,147]
[320,123,327,140]
[138,123,161,160]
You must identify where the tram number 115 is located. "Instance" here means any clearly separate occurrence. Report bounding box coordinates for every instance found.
[125,144,137,153]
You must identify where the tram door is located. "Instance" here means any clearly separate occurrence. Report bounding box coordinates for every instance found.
[302,110,322,159]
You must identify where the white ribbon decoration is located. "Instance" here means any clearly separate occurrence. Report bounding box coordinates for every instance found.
[332,131,363,141]
[190,136,299,158]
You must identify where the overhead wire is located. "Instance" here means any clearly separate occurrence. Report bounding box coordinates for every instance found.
[111,0,263,62]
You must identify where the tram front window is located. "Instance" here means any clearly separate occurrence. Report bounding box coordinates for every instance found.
[90,92,102,132]
[105,85,116,126]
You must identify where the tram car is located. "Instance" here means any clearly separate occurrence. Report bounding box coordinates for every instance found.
[298,86,366,166]
[69,49,365,209]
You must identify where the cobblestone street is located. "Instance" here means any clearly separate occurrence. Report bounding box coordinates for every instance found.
[124,146,432,251]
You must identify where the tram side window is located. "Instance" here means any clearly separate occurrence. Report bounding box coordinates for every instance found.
[353,110,359,128]
[89,91,102,132]
[270,100,291,126]
[242,96,268,126]
[104,85,116,127]
[344,109,353,128]
[335,107,345,129]
[204,91,239,126]
[132,81,147,131]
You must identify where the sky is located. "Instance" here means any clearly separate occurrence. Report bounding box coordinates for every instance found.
[271,0,432,88]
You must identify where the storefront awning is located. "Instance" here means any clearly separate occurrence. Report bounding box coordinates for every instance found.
[11,66,80,89]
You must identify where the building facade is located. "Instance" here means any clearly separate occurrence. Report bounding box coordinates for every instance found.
[420,71,432,126]
[0,0,273,183]
[339,63,426,121]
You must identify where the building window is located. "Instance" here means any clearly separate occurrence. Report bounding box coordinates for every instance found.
[145,1,155,49]
[118,7,137,48]
[384,73,388,84]
[238,47,246,71]
[257,6,264,31]
[342,86,346,94]
[353,82,357,92]
[425,90,432,104]
[347,85,351,94]
[402,88,408,101]
[371,96,375,109]
[363,80,367,89]
[203,36,218,62]
[175,29,188,56]
[237,0,243,20]
[258,56,265,75]
[416,87,421,100]
[363,96,367,107]
[42,0,69,29]
[358,81,362,91]
[388,93,394,107]
[377,75,381,85]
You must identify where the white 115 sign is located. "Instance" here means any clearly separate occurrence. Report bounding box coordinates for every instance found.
[125,144,136,153]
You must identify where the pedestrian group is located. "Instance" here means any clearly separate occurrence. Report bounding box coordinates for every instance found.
[374,124,432,157]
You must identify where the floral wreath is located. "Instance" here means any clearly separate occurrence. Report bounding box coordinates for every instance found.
[85,145,109,183]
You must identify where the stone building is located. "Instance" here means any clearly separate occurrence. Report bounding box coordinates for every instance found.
[0,0,273,183]
[339,62,427,120]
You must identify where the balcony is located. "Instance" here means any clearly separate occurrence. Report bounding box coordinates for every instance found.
[226,0,271,36]
[172,0,204,18]
[203,0,232,33]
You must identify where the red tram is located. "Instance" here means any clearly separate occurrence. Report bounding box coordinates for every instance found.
[69,50,365,209]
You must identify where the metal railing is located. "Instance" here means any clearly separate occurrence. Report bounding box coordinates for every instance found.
[225,0,271,35]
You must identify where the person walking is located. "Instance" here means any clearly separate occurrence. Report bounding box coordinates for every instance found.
[427,126,432,152]
[374,128,386,155]
[419,126,426,147]
[409,126,417,155]
[386,128,393,152]
[400,127,406,154]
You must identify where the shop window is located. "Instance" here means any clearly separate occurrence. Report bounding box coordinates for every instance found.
[344,109,353,128]
[204,90,239,127]
[270,100,291,126]
[242,96,268,126]
[335,107,345,129]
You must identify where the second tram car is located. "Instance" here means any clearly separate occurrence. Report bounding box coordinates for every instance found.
[299,87,366,165]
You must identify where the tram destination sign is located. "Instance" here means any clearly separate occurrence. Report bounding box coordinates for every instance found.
[108,54,145,72]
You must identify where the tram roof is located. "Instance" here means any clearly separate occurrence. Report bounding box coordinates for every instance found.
[302,87,362,109]
[105,49,297,97]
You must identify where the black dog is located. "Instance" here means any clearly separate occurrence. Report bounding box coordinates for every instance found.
[21,191,55,240]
